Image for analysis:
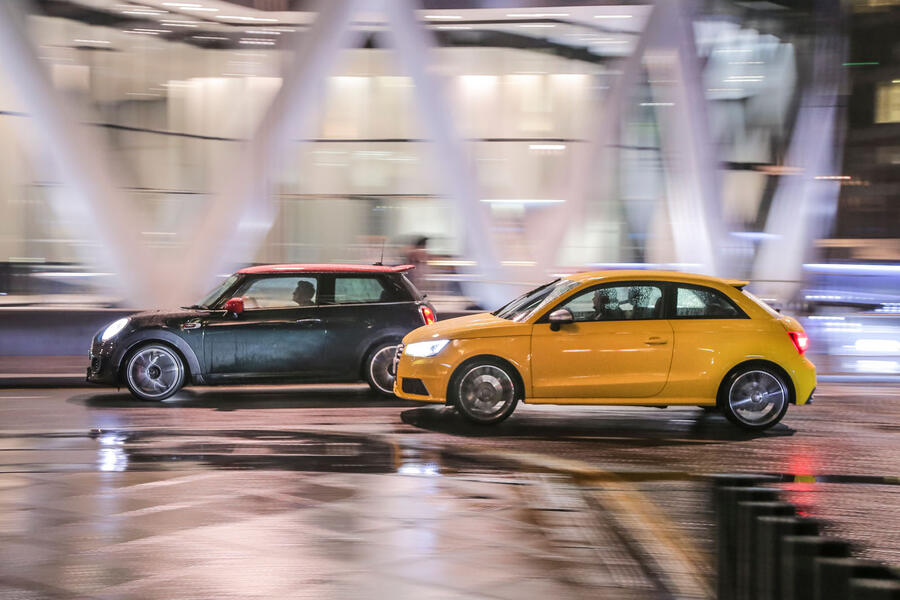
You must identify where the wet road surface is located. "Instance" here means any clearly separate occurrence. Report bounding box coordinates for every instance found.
[0,383,898,598]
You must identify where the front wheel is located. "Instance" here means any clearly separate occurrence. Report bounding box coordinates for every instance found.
[450,358,520,425]
[365,342,399,396]
[718,366,789,430]
[124,343,185,401]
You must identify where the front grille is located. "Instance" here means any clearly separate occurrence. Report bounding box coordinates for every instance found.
[401,378,429,396]
[90,355,102,373]
[390,344,404,376]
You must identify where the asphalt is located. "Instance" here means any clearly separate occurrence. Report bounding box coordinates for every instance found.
[0,384,898,598]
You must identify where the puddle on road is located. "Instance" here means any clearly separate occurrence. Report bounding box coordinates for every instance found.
[0,428,518,480]
[2,427,897,489]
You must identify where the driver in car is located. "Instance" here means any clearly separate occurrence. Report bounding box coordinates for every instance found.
[591,290,622,321]
[292,280,316,306]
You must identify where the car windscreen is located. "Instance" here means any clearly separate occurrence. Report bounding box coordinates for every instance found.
[493,278,580,322]
[196,275,239,309]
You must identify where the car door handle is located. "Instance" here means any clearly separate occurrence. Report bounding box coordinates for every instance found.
[295,318,322,326]
[645,337,668,345]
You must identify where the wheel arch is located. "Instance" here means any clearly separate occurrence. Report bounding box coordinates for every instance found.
[446,354,526,406]
[358,335,404,381]
[115,331,202,385]
[717,359,797,406]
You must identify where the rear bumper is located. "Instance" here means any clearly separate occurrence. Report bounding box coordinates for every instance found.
[791,356,817,406]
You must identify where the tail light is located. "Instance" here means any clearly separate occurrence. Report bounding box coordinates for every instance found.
[788,331,809,355]
[420,305,436,325]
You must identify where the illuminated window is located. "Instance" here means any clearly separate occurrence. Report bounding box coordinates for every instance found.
[875,82,900,124]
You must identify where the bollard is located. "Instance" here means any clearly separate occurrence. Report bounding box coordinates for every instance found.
[710,473,781,527]
[735,501,796,600]
[757,516,821,600]
[849,578,900,599]
[815,557,898,600]
[716,486,782,600]
[782,536,851,600]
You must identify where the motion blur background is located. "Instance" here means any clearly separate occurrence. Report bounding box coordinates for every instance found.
[0,0,897,376]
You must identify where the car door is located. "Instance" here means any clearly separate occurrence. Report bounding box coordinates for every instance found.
[202,275,329,380]
[663,283,753,399]
[530,282,674,399]
[313,274,408,378]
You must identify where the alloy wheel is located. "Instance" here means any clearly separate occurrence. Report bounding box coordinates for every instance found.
[727,370,787,427]
[126,345,183,400]
[457,364,516,420]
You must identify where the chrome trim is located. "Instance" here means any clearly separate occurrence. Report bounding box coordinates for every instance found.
[390,344,404,377]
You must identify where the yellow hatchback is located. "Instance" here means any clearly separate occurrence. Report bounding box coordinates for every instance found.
[394,270,815,430]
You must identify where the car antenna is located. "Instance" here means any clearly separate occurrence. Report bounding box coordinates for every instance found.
[373,238,385,266]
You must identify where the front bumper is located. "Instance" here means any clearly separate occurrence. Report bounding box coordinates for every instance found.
[393,348,450,403]
[86,338,119,385]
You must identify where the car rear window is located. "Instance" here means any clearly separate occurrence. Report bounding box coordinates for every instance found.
[327,276,414,304]
[398,273,424,300]
[675,286,744,318]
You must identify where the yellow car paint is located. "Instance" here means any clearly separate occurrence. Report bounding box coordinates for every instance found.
[394,270,816,416]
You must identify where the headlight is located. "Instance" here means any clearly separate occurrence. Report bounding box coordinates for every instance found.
[404,339,450,357]
[101,318,129,342]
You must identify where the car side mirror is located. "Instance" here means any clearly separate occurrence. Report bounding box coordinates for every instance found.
[223,297,244,317]
[548,308,574,331]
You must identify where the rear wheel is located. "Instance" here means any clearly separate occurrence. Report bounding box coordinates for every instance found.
[366,342,399,396]
[719,365,789,430]
[450,358,520,425]
[124,343,185,401]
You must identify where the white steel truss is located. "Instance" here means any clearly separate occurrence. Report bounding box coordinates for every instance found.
[0,0,843,307]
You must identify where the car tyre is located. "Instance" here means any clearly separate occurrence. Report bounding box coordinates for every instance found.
[365,342,399,397]
[718,365,789,431]
[124,343,186,401]
[450,358,520,425]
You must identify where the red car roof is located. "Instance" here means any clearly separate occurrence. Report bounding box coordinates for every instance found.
[237,263,415,275]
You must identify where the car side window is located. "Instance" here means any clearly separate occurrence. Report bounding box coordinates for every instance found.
[332,276,391,304]
[675,286,742,318]
[236,276,318,309]
[558,284,664,322]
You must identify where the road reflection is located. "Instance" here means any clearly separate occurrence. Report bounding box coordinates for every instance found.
[72,386,417,411]
[400,405,796,445]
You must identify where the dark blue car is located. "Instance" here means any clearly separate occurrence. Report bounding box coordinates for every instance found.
[87,264,435,400]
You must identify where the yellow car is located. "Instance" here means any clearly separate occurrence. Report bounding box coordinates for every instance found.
[394,270,815,430]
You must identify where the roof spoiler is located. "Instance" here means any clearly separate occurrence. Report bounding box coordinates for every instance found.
[390,264,416,272]
[726,279,749,291]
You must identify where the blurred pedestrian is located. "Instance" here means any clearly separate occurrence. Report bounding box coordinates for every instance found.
[404,236,429,291]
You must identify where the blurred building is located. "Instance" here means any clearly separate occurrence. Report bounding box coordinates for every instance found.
[827,0,899,252]
[0,0,878,309]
